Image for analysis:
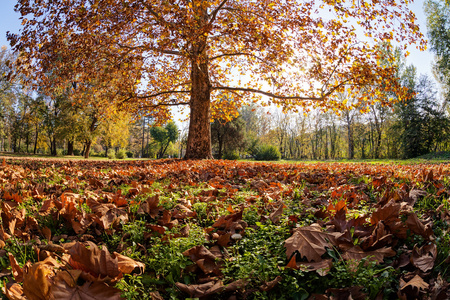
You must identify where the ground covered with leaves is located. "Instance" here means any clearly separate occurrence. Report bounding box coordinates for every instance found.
[0,157,449,299]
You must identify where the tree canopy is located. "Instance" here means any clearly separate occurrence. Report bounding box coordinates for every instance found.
[425,0,450,95]
[9,0,425,159]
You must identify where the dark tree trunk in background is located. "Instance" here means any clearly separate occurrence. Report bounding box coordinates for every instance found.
[67,140,74,155]
[33,124,38,154]
[84,140,92,159]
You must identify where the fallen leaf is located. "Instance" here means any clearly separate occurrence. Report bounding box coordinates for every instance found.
[175,279,246,298]
[114,252,145,274]
[285,224,340,261]
[342,246,396,263]
[2,282,26,300]
[67,241,121,283]
[23,257,60,300]
[411,243,437,272]
[50,280,122,300]
[9,253,23,282]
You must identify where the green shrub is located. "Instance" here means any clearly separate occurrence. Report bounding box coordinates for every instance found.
[223,151,240,160]
[73,149,81,156]
[56,149,64,156]
[254,144,281,161]
[116,149,127,159]
[107,149,116,159]
[126,151,134,158]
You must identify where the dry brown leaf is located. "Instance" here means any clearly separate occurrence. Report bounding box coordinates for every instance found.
[341,245,396,263]
[284,224,340,262]
[9,253,23,283]
[67,241,121,283]
[182,245,222,275]
[259,276,282,292]
[411,243,437,272]
[399,274,429,299]
[23,257,60,300]
[175,279,246,298]
[2,282,26,300]
[327,286,367,300]
[54,269,83,288]
[406,213,433,240]
[269,204,283,224]
[50,280,122,300]
[114,252,145,274]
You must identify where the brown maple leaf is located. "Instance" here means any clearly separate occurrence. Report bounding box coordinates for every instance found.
[286,255,332,276]
[405,213,434,240]
[2,282,26,300]
[50,280,122,300]
[398,274,429,299]
[182,245,222,275]
[23,257,60,300]
[175,279,246,298]
[411,243,437,272]
[67,241,122,283]
[284,224,341,262]
[114,252,145,275]
[341,245,396,263]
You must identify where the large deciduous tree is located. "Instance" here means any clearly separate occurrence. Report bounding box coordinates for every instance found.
[9,0,425,159]
[425,0,450,95]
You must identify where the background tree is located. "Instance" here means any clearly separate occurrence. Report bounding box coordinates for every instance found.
[100,111,132,156]
[10,0,425,159]
[211,116,246,159]
[150,121,179,159]
[425,0,450,96]
[393,70,447,158]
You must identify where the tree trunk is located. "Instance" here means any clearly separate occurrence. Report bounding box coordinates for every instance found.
[185,56,213,159]
[67,140,74,155]
[51,138,57,156]
[26,133,29,153]
[347,124,354,160]
[84,140,92,159]
[33,123,39,154]
[217,133,223,159]
[141,117,145,158]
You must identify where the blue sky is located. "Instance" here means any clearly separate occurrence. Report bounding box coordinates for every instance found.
[0,1,435,79]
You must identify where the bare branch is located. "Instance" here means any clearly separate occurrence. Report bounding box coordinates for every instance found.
[208,0,229,26]
[139,0,177,29]
[137,102,189,109]
[135,90,191,99]
[119,90,191,104]
[117,43,184,57]
[209,52,277,68]
[212,86,325,101]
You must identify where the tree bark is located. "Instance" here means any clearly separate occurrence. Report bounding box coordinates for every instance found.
[141,117,145,158]
[33,123,39,154]
[51,138,57,156]
[84,140,92,159]
[184,55,213,159]
[184,5,213,160]
[67,140,74,156]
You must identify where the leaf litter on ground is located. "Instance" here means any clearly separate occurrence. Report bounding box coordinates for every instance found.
[0,157,449,299]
